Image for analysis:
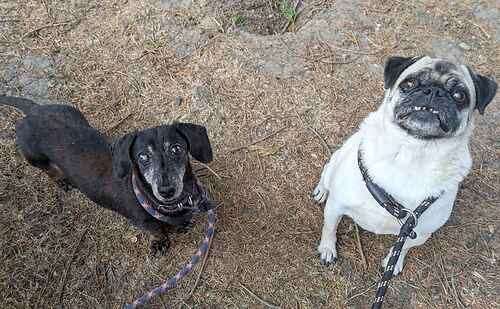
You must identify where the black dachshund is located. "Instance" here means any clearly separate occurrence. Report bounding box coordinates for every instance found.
[1,96,214,254]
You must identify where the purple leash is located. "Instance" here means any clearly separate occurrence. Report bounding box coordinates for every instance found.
[124,208,216,308]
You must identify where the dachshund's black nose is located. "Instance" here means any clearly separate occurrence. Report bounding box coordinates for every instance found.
[159,186,176,199]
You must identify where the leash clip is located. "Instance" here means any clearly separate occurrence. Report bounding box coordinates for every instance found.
[398,208,418,227]
[397,208,418,239]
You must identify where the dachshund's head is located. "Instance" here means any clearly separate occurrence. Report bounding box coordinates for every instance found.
[112,123,212,203]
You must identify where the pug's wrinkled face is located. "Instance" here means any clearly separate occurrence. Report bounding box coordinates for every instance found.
[392,59,473,138]
[384,56,497,139]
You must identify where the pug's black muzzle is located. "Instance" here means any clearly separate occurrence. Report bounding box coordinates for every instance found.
[394,85,460,138]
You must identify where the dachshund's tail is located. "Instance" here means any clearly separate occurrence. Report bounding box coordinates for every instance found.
[0,96,38,114]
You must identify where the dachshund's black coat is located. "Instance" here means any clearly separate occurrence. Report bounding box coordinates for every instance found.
[1,96,213,254]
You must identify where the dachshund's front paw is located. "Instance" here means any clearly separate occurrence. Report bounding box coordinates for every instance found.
[150,238,170,257]
[198,200,217,213]
[176,221,194,234]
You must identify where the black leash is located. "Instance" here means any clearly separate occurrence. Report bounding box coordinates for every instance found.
[357,148,440,309]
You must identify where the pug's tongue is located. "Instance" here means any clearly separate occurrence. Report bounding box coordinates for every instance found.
[437,112,450,132]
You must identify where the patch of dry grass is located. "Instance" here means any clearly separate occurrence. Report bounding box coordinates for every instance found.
[0,0,498,308]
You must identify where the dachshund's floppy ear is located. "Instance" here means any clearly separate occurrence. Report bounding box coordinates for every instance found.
[175,123,213,163]
[384,56,423,89]
[111,131,137,178]
[466,67,498,115]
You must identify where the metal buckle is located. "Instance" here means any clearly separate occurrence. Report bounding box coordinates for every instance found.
[397,208,418,228]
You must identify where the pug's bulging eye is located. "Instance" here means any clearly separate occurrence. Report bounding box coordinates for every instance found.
[170,144,184,155]
[400,78,417,91]
[419,71,431,81]
[452,90,465,102]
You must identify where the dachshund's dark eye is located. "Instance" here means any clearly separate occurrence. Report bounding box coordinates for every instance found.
[400,78,417,91]
[452,90,465,102]
[138,153,150,163]
[170,144,184,155]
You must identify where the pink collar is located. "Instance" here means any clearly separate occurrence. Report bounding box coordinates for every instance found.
[131,170,210,222]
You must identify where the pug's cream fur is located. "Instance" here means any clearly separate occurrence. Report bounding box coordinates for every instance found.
[313,56,496,274]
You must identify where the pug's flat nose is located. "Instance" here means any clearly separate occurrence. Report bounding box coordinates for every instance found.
[159,186,176,199]
[423,87,445,97]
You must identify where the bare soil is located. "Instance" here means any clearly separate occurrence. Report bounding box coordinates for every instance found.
[0,0,498,308]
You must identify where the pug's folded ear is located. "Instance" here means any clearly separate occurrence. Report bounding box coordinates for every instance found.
[175,123,213,163]
[384,56,423,89]
[111,131,137,178]
[466,67,498,115]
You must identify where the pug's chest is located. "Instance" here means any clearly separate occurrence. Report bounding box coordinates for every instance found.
[345,188,456,236]
[345,201,402,235]
[370,161,455,198]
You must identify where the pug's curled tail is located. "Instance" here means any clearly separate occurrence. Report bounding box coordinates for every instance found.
[0,96,38,114]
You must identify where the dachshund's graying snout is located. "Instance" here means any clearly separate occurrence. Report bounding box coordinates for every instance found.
[157,173,184,200]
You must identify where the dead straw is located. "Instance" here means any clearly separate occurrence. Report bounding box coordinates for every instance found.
[239,283,281,309]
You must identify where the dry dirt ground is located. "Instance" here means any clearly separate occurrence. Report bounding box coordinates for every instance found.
[0,0,499,308]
